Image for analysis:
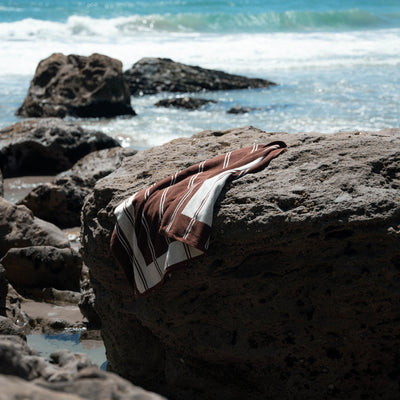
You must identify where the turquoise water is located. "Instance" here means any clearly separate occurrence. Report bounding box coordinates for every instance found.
[0,0,399,147]
[2,0,400,30]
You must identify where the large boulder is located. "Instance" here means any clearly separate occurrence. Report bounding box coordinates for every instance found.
[19,147,137,228]
[16,53,135,118]
[81,126,400,400]
[124,57,276,95]
[0,119,120,178]
[0,197,69,259]
[1,246,82,292]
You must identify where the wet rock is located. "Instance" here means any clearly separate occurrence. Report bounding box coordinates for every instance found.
[124,57,276,95]
[0,119,120,178]
[19,147,136,228]
[81,126,400,400]
[155,97,216,110]
[0,197,70,259]
[227,105,253,114]
[17,53,135,118]
[1,246,82,292]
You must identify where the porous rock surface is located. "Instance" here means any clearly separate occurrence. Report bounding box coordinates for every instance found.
[81,126,400,400]
[17,53,135,118]
[0,119,120,178]
[124,57,276,95]
[19,147,137,228]
[0,316,26,339]
[0,197,69,259]
[0,335,166,400]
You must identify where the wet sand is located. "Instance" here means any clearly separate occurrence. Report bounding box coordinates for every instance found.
[21,300,84,327]
[3,175,55,203]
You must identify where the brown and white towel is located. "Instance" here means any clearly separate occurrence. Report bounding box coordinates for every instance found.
[110,141,287,297]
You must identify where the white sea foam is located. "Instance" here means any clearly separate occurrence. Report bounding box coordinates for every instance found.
[1,13,399,143]
[0,16,399,77]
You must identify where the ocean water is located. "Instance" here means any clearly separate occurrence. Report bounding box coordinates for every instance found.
[0,0,399,148]
[27,332,107,369]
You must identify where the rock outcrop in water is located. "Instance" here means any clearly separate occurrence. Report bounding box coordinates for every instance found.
[81,126,400,400]
[124,57,276,95]
[0,119,120,178]
[17,53,136,118]
[155,97,216,110]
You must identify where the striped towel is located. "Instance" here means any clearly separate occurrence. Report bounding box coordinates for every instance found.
[110,141,287,297]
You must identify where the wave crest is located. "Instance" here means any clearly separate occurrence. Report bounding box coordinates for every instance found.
[0,8,396,41]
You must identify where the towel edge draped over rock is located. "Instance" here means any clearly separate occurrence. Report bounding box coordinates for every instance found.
[110,141,287,298]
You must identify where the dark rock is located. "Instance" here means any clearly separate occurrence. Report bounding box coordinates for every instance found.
[0,266,6,316]
[155,97,216,110]
[17,53,135,118]
[0,169,3,197]
[40,288,81,304]
[124,57,276,95]
[4,283,27,328]
[79,286,101,329]
[0,118,120,178]
[227,106,253,114]
[19,147,136,228]
[81,126,400,400]
[0,197,70,259]
[1,246,82,292]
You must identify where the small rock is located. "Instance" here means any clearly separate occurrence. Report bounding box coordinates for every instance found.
[0,316,26,339]
[227,106,253,114]
[41,288,82,304]
[155,97,216,110]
